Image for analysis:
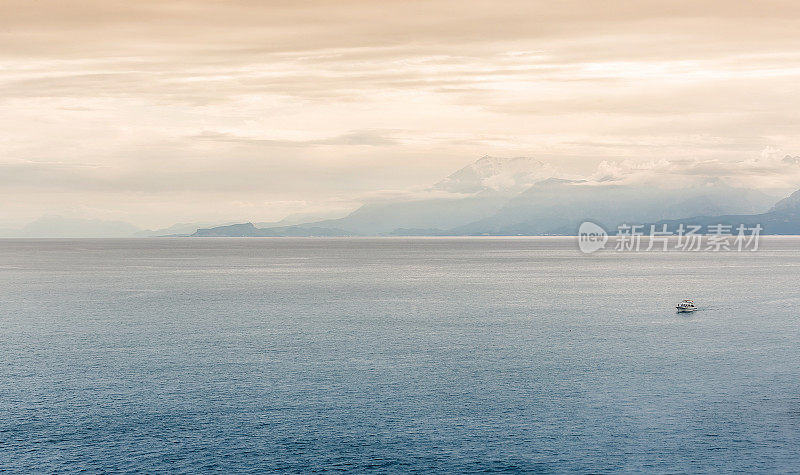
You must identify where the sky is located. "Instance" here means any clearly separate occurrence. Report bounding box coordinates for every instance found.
[3,0,800,229]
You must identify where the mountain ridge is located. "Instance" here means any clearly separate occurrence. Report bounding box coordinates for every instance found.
[184,155,796,237]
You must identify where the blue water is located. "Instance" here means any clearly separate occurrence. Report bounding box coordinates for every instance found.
[1,238,799,472]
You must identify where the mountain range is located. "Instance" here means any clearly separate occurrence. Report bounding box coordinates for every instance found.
[3,155,800,237]
[652,189,800,235]
[0,212,346,238]
[191,155,793,236]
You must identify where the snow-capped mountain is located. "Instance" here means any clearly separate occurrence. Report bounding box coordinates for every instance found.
[432,155,555,194]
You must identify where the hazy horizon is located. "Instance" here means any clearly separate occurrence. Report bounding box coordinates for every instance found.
[5,1,800,228]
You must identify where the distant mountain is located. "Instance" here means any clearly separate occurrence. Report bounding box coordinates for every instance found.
[770,188,800,212]
[653,188,800,235]
[192,223,258,237]
[449,178,777,235]
[386,228,449,236]
[306,194,509,235]
[254,210,350,228]
[132,211,350,237]
[191,222,355,237]
[180,155,791,237]
[272,156,552,235]
[1,216,141,238]
[134,222,228,237]
[7,154,799,238]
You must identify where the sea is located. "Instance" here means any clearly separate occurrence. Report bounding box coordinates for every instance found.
[1,237,799,473]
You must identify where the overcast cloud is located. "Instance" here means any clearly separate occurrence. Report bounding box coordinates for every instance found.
[2,0,800,227]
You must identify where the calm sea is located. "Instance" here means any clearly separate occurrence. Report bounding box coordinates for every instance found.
[1,238,799,472]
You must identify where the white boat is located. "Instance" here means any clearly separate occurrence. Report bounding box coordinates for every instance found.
[676,299,697,312]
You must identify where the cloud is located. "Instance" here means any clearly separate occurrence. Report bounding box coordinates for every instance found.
[3,1,800,226]
[3,1,799,59]
[586,149,800,189]
[192,129,399,147]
